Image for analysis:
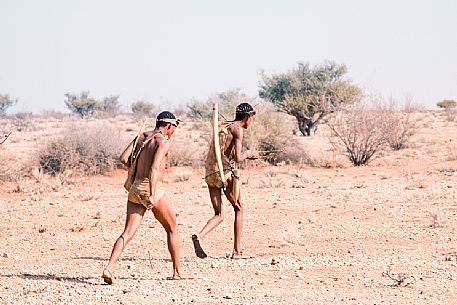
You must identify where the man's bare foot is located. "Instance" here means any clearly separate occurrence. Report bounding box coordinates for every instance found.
[167,274,193,280]
[102,268,114,285]
[231,251,252,259]
[192,234,207,258]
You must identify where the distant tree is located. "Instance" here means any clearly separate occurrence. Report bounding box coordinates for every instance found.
[131,100,155,116]
[259,61,361,136]
[64,91,101,118]
[99,95,121,116]
[0,94,18,116]
[437,99,457,109]
[186,98,212,120]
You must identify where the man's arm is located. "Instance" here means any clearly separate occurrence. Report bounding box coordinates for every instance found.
[147,136,170,209]
[232,125,258,163]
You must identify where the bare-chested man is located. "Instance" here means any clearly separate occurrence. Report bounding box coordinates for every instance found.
[192,103,258,259]
[102,111,185,284]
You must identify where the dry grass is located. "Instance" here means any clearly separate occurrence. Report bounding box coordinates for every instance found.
[39,121,126,175]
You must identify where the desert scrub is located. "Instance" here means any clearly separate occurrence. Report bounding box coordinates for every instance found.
[39,122,126,175]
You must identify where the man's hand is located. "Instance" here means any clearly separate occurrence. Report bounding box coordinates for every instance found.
[147,194,155,210]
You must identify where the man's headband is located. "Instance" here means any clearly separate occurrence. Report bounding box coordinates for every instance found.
[235,109,256,115]
[157,118,181,126]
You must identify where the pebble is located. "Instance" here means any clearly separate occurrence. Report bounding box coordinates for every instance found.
[2,253,8,258]
[210,261,219,268]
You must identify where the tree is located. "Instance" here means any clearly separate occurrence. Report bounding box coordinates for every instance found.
[99,95,121,116]
[64,91,101,118]
[131,100,155,116]
[259,61,361,136]
[0,94,18,116]
[437,99,457,109]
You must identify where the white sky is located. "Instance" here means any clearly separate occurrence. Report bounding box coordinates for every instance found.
[0,0,456,113]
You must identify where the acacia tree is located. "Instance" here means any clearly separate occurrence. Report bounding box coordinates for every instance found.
[0,94,18,116]
[259,61,361,136]
[437,99,457,109]
[64,91,101,118]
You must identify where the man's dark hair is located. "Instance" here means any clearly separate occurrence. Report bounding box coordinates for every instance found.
[234,103,256,121]
[156,111,177,128]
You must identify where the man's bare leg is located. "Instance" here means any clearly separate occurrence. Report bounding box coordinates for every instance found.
[104,201,146,284]
[151,195,186,279]
[226,182,244,259]
[193,186,224,258]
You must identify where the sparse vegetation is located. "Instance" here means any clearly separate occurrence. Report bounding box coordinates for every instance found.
[327,103,388,166]
[13,112,34,132]
[383,100,417,150]
[99,95,121,116]
[39,122,125,175]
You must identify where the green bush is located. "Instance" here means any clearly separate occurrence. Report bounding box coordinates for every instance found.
[64,91,101,118]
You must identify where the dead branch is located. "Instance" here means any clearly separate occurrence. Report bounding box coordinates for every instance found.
[382,265,416,287]
[0,132,12,145]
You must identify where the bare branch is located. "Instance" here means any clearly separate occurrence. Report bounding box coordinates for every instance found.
[0,132,12,145]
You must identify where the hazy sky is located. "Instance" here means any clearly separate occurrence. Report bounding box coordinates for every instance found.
[1,0,456,113]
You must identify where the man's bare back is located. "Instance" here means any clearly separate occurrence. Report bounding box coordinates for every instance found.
[135,131,167,183]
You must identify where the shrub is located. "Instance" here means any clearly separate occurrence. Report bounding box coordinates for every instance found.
[0,94,18,116]
[382,101,417,150]
[327,104,388,166]
[99,95,121,116]
[64,91,101,118]
[39,122,125,175]
[186,98,213,120]
[13,112,33,132]
[186,89,248,121]
[131,100,155,116]
[168,121,208,167]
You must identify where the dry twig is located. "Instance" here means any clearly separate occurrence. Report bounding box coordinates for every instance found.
[0,132,12,145]
[382,265,416,287]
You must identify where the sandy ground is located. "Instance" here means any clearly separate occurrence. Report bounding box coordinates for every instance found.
[1,111,457,304]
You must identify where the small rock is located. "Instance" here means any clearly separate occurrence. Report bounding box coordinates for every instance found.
[2,253,8,258]
[271,258,279,265]
[210,261,219,268]
[223,292,232,299]
[279,275,288,279]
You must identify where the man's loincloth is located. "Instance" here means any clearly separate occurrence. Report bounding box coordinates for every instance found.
[127,177,165,208]
[205,157,235,188]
